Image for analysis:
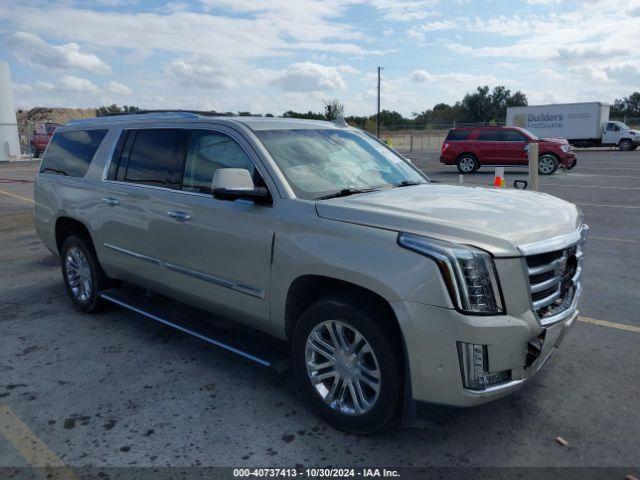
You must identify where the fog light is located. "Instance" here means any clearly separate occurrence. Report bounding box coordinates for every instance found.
[457,342,511,391]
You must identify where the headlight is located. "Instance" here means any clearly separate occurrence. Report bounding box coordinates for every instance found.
[561,145,572,152]
[398,233,504,314]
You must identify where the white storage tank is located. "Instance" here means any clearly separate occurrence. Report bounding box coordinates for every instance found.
[0,61,20,161]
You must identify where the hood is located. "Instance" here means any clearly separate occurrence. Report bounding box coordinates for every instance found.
[540,137,569,145]
[315,184,582,257]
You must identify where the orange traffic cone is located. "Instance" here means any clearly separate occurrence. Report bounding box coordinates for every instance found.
[493,167,505,188]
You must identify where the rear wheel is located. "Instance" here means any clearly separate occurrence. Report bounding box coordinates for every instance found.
[618,139,632,151]
[538,154,558,175]
[456,154,479,174]
[292,296,402,434]
[61,236,112,312]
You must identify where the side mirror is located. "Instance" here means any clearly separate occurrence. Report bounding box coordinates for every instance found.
[524,144,530,152]
[212,168,271,204]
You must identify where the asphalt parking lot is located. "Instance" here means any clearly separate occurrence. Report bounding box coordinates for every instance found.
[1,152,639,473]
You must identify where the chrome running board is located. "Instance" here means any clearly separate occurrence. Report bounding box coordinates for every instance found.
[99,288,289,372]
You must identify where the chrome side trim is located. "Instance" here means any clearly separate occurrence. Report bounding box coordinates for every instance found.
[518,225,588,256]
[103,242,161,265]
[103,243,265,299]
[98,292,271,367]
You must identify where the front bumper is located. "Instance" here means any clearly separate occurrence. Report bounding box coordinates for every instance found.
[392,300,578,408]
[560,152,577,167]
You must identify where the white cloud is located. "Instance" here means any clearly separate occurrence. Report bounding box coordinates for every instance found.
[370,0,440,21]
[271,62,348,92]
[6,32,111,74]
[526,0,562,4]
[164,55,237,89]
[57,76,99,93]
[410,69,502,86]
[12,83,32,93]
[407,20,456,41]
[106,81,132,95]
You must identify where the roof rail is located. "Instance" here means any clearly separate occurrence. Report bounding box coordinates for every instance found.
[67,110,209,125]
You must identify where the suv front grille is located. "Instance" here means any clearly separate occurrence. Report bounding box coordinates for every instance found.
[525,233,587,326]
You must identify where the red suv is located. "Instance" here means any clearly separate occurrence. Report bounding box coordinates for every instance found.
[29,123,58,158]
[440,126,577,175]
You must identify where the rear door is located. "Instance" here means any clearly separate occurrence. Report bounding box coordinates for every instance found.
[500,129,528,165]
[475,129,504,164]
[97,128,190,289]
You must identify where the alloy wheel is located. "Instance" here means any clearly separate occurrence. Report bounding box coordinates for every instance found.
[538,156,556,174]
[65,246,93,303]
[458,157,476,173]
[305,320,381,416]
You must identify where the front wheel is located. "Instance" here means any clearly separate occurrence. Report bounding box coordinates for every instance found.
[538,154,558,175]
[292,297,402,434]
[618,139,632,151]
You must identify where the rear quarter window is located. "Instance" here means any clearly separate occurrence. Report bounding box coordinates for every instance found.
[445,130,470,141]
[40,129,108,177]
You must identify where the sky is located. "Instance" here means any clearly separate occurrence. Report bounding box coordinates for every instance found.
[1,0,639,117]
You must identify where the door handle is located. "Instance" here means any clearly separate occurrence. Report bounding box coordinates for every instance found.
[102,197,120,207]
[167,211,192,221]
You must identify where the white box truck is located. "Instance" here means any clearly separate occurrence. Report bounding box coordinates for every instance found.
[507,102,640,151]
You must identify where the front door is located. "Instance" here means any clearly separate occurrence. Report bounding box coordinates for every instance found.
[152,127,277,332]
[602,122,621,145]
[500,129,528,165]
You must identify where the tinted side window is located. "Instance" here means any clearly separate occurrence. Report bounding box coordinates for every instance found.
[182,131,256,193]
[446,130,470,141]
[502,130,526,142]
[477,130,503,142]
[40,130,107,177]
[124,129,189,188]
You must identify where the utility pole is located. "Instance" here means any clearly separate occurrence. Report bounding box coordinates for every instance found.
[376,66,382,138]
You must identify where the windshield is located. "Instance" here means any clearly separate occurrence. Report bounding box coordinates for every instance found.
[255,129,426,200]
[517,127,539,140]
[612,121,630,130]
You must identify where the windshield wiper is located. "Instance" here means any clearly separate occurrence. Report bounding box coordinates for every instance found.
[393,180,425,188]
[316,187,380,200]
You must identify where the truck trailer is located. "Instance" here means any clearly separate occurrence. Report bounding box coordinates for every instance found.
[506,102,640,151]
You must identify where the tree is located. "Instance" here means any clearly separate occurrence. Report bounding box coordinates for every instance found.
[323,98,344,120]
[462,86,493,124]
[96,104,140,116]
[611,92,640,117]
[377,109,405,126]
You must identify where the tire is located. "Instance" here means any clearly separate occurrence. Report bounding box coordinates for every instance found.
[292,296,402,434]
[618,139,632,151]
[538,154,558,175]
[456,154,479,174]
[32,150,40,158]
[60,235,112,313]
